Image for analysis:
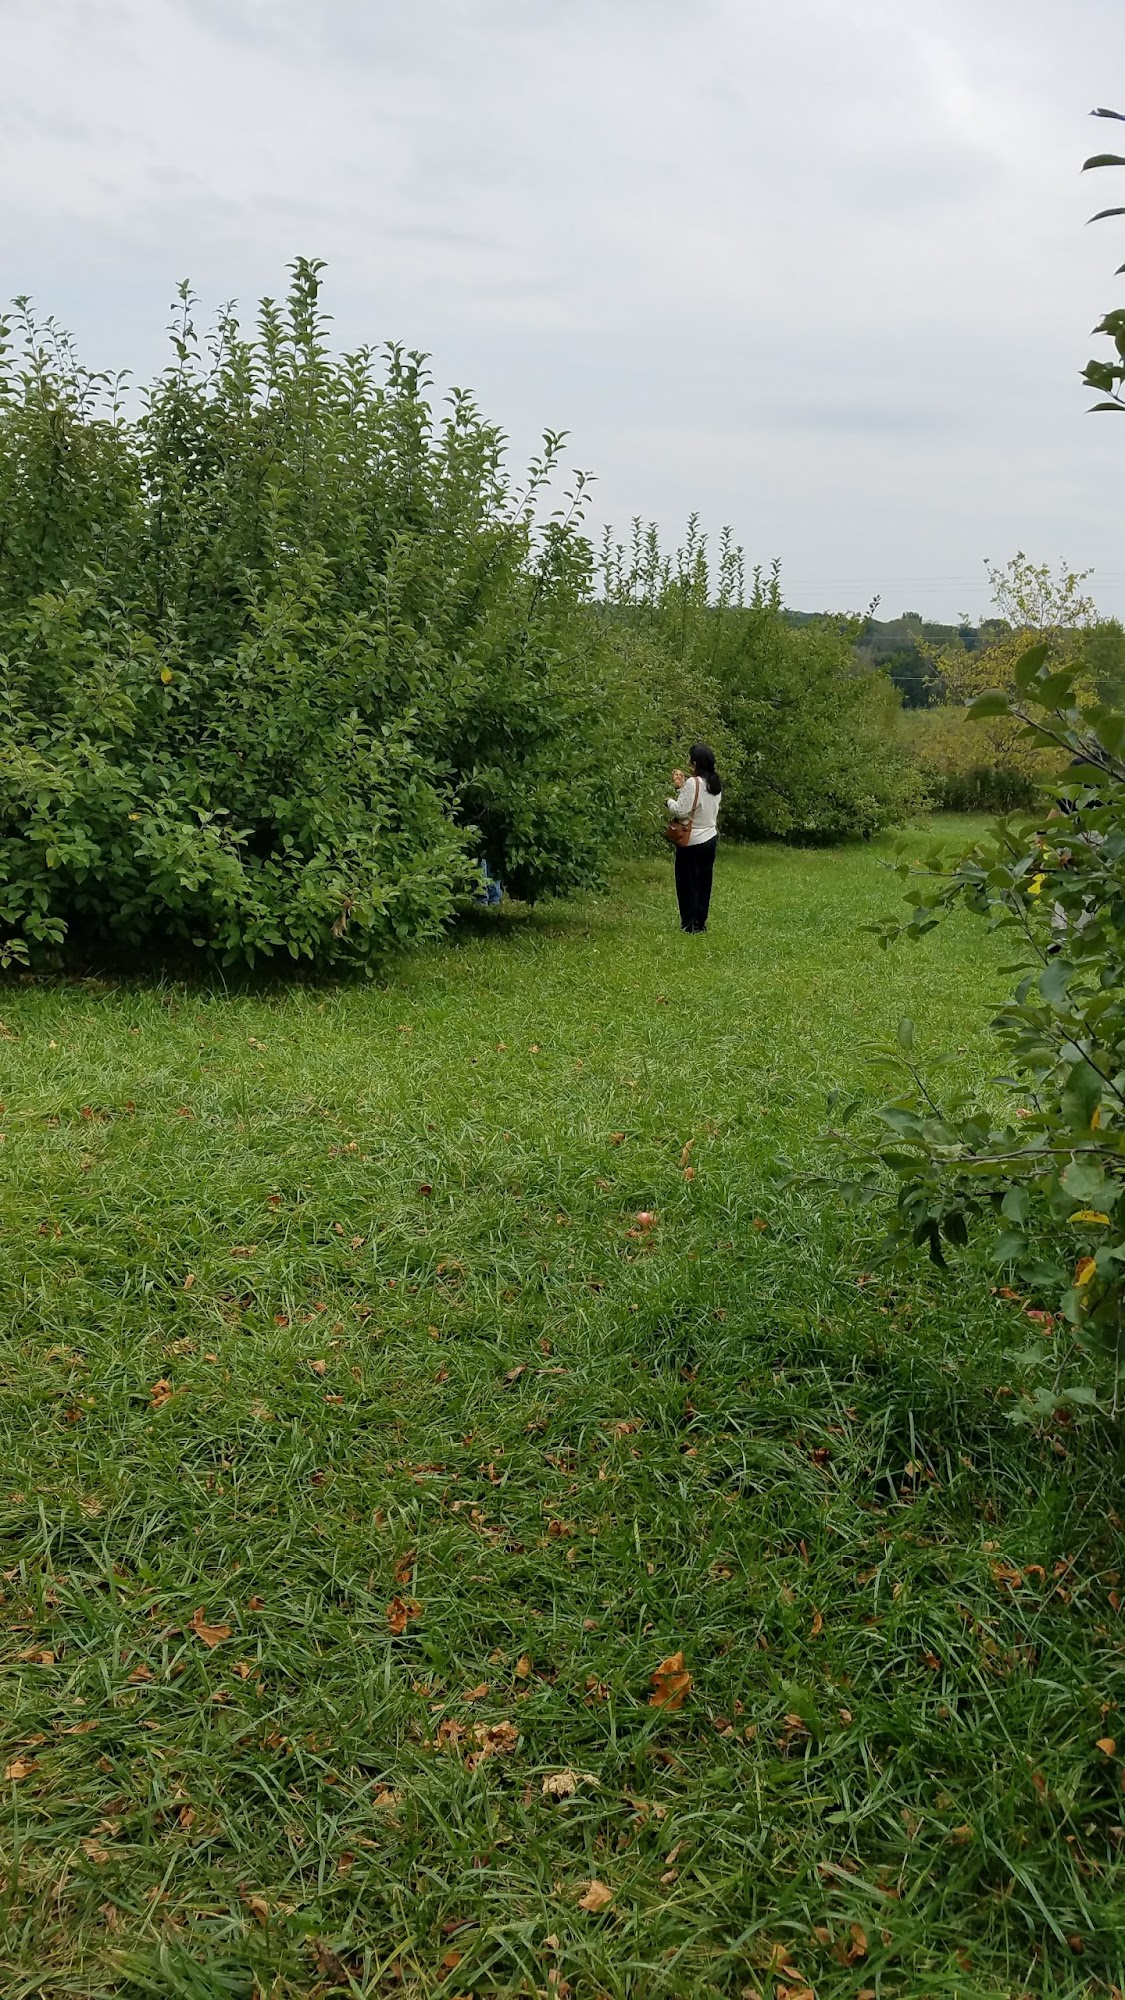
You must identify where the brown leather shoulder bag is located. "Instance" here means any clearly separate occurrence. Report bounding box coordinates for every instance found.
[664,775,700,848]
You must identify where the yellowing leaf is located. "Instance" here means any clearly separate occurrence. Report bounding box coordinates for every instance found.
[1069,1211,1111,1225]
[1076,1257,1098,1287]
[1028,873,1045,896]
[1097,1736,1117,1755]
[577,1878,614,1912]
[191,1607,233,1649]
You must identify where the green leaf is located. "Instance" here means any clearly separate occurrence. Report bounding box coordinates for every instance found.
[967,691,1012,719]
[1060,1158,1116,1208]
[1028,669,1078,710]
[1082,153,1125,169]
[1061,1059,1104,1134]
[993,1228,1028,1264]
[1012,642,1050,692]
[896,1016,914,1052]
[1038,959,1072,1007]
[877,1107,928,1138]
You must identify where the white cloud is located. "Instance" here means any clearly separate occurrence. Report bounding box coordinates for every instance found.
[2,0,1124,616]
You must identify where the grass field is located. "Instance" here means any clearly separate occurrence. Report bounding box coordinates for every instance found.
[2,822,1123,2000]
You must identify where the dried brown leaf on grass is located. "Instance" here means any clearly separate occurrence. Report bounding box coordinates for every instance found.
[835,1923,868,1965]
[543,1768,599,1798]
[308,1936,348,1984]
[191,1607,233,1649]
[150,1378,174,1409]
[649,1651,692,1710]
[472,1720,518,1758]
[386,1595,422,1635]
[577,1878,614,1912]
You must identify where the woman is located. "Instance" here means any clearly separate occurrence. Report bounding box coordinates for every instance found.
[667,743,722,933]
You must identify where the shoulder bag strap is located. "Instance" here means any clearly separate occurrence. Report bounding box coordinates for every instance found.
[686,776,700,835]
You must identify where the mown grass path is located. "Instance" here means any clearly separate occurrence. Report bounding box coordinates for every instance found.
[1,826,1123,1999]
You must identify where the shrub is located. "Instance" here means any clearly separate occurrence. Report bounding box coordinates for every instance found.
[0,264,629,968]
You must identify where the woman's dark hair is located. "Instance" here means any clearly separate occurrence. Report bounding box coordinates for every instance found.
[690,742,722,796]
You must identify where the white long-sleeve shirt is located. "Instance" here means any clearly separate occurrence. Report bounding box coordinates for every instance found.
[666,776,721,845]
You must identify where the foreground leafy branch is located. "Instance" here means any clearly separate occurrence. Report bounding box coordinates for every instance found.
[826,645,1125,1411]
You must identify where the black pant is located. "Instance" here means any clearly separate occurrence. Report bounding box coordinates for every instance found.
[674,837,717,932]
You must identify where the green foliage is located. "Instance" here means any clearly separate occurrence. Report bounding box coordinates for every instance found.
[895,555,1119,816]
[599,522,925,841]
[898,704,1049,814]
[0,263,628,969]
[830,647,1125,1410]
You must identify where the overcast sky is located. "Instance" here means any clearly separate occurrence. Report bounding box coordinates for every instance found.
[2,0,1124,620]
